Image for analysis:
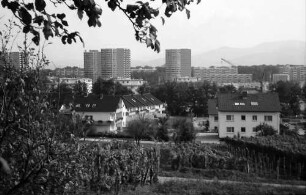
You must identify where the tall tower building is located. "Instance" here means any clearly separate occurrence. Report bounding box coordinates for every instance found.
[165,49,191,81]
[101,48,131,79]
[84,50,101,82]
[0,52,25,69]
[84,48,131,82]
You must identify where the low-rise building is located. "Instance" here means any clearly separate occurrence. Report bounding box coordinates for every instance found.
[208,92,281,138]
[59,78,92,93]
[272,74,290,83]
[174,77,200,83]
[74,93,166,134]
[115,78,146,94]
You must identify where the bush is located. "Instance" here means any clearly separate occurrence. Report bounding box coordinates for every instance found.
[254,123,277,136]
[172,119,195,143]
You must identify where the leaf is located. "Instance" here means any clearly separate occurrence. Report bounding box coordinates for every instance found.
[108,0,117,11]
[154,40,160,53]
[35,0,46,12]
[18,7,32,25]
[62,20,68,26]
[57,13,66,20]
[7,1,20,13]
[23,25,31,33]
[186,8,190,19]
[146,37,152,48]
[77,9,83,20]
[0,157,11,174]
[62,35,67,44]
[197,0,201,4]
[96,19,101,27]
[25,3,34,10]
[161,16,165,25]
[33,15,44,25]
[43,23,53,40]
[126,4,139,13]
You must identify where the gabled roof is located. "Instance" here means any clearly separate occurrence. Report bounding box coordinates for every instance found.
[121,93,163,109]
[121,95,144,108]
[74,95,120,112]
[133,94,154,106]
[217,93,281,112]
[208,99,218,115]
[142,93,163,105]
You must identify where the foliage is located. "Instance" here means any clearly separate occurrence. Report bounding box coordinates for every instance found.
[48,83,73,108]
[254,123,277,136]
[172,118,195,143]
[73,80,88,97]
[160,143,244,171]
[151,81,217,116]
[1,0,201,51]
[132,66,166,86]
[238,65,280,82]
[126,116,157,145]
[219,84,237,93]
[137,82,151,94]
[155,117,169,142]
[92,78,133,96]
[152,180,306,195]
[270,81,301,116]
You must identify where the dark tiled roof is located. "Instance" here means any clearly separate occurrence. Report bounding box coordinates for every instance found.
[122,95,144,108]
[217,93,281,112]
[133,94,154,106]
[142,93,163,105]
[121,93,163,109]
[74,95,120,112]
[208,99,218,115]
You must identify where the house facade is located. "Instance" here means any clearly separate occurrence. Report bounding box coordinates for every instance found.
[208,92,281,138]
[74,93,166,134]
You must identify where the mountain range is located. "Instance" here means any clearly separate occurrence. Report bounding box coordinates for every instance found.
[132,40,305,67]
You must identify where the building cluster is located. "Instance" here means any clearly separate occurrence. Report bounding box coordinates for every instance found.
[272,65,306,84]
[55,66,84,78]
[193,66,252,84]
[0,52,25,69]
[74,93,166,133]
[84,49,131,82]
[208,92,281,138]
[165,49,192,81]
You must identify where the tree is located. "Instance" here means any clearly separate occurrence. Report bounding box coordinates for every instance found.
[73,80,87,97]
[172,118,195,143]
[126,115,157,145]
[254,123,277,136]
[156,117,169,141]
[1,0,201,51]
[92,78,133,96]
[137,82,151,94]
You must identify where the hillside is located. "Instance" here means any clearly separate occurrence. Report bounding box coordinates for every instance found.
[132,40,305,67]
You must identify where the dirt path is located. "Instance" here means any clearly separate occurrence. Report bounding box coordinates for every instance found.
[158,176,306,189]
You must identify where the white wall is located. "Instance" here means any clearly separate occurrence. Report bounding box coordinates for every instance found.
[209,115,219,131]
[218,111,280,138]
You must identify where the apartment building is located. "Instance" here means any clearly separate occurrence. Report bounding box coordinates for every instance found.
[279,65,306,83]
[165,49,191,81]
[208,92,281,138]
[0,51,25,69]
[84,49,131,82]
[55,66,84,78]
[272,74,290,83]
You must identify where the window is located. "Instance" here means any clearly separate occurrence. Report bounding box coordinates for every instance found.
[241,115,246,121]
[227,127,234,133]
[226,115,234,121]
[241,127,246,133]
[214,116,218,121]
[252,127,257,132]
[252,115,257,121]
[264,115,273,121]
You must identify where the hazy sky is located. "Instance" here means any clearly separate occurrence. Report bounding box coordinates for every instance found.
[0,0,305,68]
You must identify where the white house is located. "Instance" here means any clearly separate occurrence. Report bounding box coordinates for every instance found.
[208,92,281,138]
[74,93,166,134]
[74,95,128,133]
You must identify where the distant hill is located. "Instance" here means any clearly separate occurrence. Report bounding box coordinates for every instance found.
[132,40,305,67]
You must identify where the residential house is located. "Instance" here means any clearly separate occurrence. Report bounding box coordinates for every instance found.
[74,95,127,133]
[208,92,281,138]
[74,93,166,134]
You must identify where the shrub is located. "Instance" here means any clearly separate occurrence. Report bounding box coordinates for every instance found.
[172,119,195,143]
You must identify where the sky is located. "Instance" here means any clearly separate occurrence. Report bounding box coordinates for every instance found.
[0,0,305,68]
